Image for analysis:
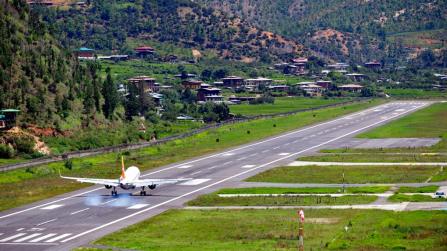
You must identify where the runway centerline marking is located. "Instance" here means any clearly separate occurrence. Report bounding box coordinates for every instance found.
[279,153,290,156]
[100,199,118,205]
[179,179,210,186]
[36,218,57,226]
[61,103,428,244]
[70,208,89,215]
[237,157,247,161]
[190,171,202,176]
[207,165,218,170]
[127,204,149,210]
[241,165,256,169]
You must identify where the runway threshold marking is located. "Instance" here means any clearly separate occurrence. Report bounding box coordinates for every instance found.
[0,233,27,242]
[61,103,428,244]
[29,233,58,243]
[0,102,400,220]
[45,233,72,243]
[13,233,42,242]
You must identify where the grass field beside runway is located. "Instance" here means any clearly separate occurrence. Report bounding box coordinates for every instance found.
[0,100,383,212]
[358,102,447,139]
[217,186,390,194]
[302,102,447,163]
[230,97,349,116]
[389,194,447,202]
[187,194,376,207]
[397,186,439,193]
[81,209,447,251]
[246,165,445,184]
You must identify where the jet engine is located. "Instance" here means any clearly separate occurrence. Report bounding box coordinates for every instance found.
[105,185,112,189]
[149,184,157,190]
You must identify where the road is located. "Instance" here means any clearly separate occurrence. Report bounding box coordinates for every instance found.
[0,101,434,251]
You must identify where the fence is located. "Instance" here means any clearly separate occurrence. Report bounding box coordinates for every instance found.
[0,98,369,172]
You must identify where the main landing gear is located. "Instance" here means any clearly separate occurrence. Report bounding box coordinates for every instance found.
[111,187,118,196]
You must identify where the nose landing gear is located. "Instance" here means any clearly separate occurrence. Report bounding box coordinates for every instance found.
[140,186,147,196]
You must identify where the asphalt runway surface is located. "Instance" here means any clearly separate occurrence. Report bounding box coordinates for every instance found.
[0,101,434,251]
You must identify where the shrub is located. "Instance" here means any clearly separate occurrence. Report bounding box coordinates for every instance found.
[14,137,35,154]
[0,144,15,158]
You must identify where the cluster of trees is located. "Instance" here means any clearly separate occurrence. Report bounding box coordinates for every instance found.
[34,0,298,62]
[199,0,446,64]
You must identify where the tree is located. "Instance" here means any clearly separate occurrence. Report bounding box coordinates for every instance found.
[102,68,119,118]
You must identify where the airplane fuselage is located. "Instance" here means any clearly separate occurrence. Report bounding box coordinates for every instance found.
[118,166,140,190]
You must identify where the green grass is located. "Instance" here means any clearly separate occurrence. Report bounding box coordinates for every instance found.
[306,102,447,163]
[397,186,439,193]
[387,29,447,50]
[359,102,447,139]
[217,186,390,195]
[389,194,447,202]
[187,193,377,207]
[85,209,447,251]
[230,97,349,116]
[385,89,447,98]
[247,165,443,184]
[0,100,384,212]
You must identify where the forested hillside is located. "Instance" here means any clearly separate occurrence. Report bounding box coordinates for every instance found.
[35,0,302,62]
[0,0,97,127]
[200,0,447,63]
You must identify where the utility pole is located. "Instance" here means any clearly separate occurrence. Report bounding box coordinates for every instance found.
[298,210,305,251]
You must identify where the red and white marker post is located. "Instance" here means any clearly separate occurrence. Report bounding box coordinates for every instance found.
[298,210,305,251]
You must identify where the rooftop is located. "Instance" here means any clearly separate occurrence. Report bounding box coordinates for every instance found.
[79,47,94,51]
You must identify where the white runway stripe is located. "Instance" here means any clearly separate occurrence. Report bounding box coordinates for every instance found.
[0,233,27,242]
[241,165,256,169]
[127,204,149,209]
[179,179,210,186]
[278,153,290,156]
[45,233,72,243]
[41,204,63,210]
[29,233,57,243]
[70,208,89,215]
[177,165,192,169]
[13,233,41,242]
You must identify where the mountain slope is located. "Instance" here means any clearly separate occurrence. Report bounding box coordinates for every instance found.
[36,0,303,62]
[0,0,96,127]
[199,0,447,63]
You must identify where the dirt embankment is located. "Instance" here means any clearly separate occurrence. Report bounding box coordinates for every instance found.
[1,127,51,155]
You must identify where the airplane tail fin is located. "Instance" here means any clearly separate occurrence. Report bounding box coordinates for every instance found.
[120,156,126,179]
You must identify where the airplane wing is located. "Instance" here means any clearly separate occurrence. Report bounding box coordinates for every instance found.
[132,178,191,187]
[60,175,120,187]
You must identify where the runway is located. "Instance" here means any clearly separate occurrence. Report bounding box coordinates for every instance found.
[0,101,433,251]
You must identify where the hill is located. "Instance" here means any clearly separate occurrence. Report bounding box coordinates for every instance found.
[0,0,96,127]
[199,0,447,63]
[34,0,303,62]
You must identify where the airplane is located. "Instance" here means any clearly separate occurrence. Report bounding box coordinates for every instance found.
[60,156,190,196]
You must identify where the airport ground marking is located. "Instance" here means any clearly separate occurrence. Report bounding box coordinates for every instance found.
[36,218,57,226]
[61,103,427,243]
